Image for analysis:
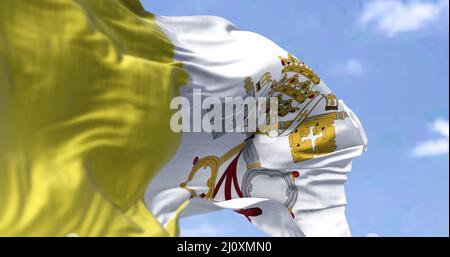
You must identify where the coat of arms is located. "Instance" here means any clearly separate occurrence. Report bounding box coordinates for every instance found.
[179,53,349,220]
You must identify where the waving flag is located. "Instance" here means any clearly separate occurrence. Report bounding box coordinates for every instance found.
[0,0,367,236]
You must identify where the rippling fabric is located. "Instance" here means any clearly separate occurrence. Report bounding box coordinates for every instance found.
[0,0,188,236]
[145,15,368,237]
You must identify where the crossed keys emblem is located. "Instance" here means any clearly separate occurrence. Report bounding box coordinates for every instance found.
[179,142,247,200]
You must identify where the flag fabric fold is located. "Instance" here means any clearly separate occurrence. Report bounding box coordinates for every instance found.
[0,0,188,236]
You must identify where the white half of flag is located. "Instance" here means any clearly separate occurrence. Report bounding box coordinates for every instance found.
[145,15,368,237]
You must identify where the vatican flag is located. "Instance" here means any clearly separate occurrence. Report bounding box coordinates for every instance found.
[0,0,367,237]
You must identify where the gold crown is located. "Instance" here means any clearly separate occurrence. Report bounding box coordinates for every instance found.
[279,53,320,84]
[270,75,319,104]
[243,54,321,104]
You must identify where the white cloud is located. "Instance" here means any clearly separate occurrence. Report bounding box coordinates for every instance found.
[412,119,449,157]
[344,59,365,76]
[431,119,450,138]
[330,58,365,77]
[359,0,448,37]
[366,232,380,237]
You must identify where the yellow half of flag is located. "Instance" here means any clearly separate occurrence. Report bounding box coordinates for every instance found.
[0,0,188,236]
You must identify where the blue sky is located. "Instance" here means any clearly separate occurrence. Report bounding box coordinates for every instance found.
[142,0,449,236]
